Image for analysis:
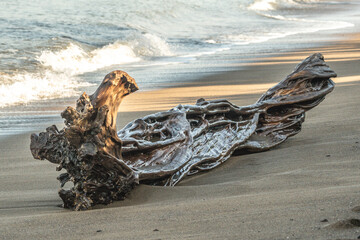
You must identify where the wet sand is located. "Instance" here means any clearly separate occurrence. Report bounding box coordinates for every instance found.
[1,35,360,239]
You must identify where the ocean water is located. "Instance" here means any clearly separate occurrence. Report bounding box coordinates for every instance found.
[0,0,359,135]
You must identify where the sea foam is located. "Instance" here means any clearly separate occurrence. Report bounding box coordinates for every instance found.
[38,33,171,76]
[37,43,140,76]
[0,71,91,108]
[248,0,321,11]
[0,33,172,108]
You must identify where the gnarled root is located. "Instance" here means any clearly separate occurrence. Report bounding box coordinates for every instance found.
[30,71,138,210]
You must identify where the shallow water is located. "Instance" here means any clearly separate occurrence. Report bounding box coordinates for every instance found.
[0,0,359,135]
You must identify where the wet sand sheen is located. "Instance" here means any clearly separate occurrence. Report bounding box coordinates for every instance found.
[1,34,360,239]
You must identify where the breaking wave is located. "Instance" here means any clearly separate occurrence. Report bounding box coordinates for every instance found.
[0,33,172,107]
[38,43,140,76]
[38,33,172,76]
[0,71,90,108]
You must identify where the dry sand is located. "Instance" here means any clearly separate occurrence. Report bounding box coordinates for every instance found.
[1,35,360,240]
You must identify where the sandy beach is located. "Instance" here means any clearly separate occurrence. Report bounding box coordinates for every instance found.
[1,33,360,240]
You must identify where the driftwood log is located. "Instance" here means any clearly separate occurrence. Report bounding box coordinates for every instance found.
[30,53,336,210]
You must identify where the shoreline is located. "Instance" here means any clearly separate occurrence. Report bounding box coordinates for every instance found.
[1,21,360,137]
[118,33,360,114]
[1,31,360,239]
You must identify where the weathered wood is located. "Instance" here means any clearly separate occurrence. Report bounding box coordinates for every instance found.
[30,71,139,210]
[30,53,335,210]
